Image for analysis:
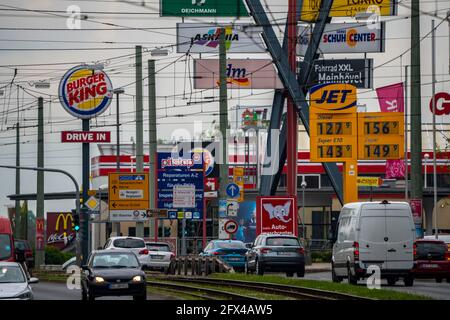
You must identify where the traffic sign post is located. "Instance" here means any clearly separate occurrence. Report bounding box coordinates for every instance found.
[226,183,240,198]
[233,167,245,202]
[108,173,150,221]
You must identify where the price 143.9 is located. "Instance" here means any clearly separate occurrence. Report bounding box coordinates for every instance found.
[317,145,352,159]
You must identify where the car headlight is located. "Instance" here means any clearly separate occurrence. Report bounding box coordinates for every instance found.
[132,276,143,282]
[94,276,105,283]
[16,290,32,300]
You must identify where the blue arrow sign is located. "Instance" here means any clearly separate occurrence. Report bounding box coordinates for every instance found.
[226,183,240,198]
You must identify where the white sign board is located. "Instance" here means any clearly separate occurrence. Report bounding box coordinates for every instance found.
[119,190,144,199]
[297,22,385,55]
[173,184,196,208]
[177,23,265,54]
[110,210,148,222]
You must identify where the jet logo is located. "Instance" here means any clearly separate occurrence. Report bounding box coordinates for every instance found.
[310,83,357,112]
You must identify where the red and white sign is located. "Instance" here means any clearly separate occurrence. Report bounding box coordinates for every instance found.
[224,219,238,235]
[62,131,111,143]
[429,92,450,116]
[410,199,423,224]
[256,196,298,237]
[36,217,45,251]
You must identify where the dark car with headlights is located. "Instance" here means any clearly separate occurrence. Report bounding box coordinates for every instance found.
[81,250,146,301]
[245,234,305,277]
[412,239,450,283]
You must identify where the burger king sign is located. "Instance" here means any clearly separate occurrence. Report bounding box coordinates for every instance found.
[59,65,113,119]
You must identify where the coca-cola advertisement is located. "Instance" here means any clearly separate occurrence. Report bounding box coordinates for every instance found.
[256,196,298,237]
[46,212,76,250]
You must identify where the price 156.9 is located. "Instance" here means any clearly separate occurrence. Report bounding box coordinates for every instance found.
[364,121,400,135]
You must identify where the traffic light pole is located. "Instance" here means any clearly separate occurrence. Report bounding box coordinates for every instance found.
[36,97,44,268]
[81,119,90,265]
[0,165,81,266]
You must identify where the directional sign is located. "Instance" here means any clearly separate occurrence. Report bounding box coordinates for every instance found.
[226,183,240,198]
[226,200,239,217]
[146,209,168,219]
[357,177,383,187]
[233,167,245,202]
[108,173,149,221]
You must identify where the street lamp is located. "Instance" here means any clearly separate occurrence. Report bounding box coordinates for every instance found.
[113,88,125,172]
[301,179,307,240]
[424,153,430,188]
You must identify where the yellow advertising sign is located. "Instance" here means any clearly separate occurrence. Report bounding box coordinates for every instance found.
[310,84,357,114]
[357,176,382,187]
[300,0,398,22]
[357,112,404,160]
[108,173,149,211]
[233,167,245,202]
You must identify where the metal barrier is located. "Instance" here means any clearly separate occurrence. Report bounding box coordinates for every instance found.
[165,255,233,276]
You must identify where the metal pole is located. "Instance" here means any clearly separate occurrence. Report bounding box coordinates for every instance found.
[36,97,44,268]
[287,0,298,197]
[135,45,144,238]
[219,27,229,208]
[181,215,186,255]
[424,155,428,188]
[82,118,90,264]
[114,91,122,236]
[404,66,409,200]
[148,59,158,242]
[410,0,423,204]
[301,181,306,240]
[15,123,21,239]
[0,165,81,266]
[431,20,438,238]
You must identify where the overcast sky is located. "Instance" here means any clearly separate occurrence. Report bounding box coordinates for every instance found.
[0,0,449,216]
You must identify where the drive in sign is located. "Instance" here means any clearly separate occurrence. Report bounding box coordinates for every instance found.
[256,196,298,237]
[177,23,265,54]
[61,131,111,143]
[298,23,385,55]
[305,59,373,89]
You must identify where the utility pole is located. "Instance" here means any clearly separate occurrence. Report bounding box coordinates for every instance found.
[286,0,298,197]
[135,45,144,238]
[404,66,409,200]
[410,0,423,213]
[81,118,89,264]
[218,27,229,212]
[431,20,438,238]
[148,59,157,241]
[113,88,124,237]
[15,122,21,239]
[36,97,44,267]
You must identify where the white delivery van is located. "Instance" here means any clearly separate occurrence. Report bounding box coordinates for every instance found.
[331,201,416,286]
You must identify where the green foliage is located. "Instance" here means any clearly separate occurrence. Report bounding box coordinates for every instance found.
[311,251,332,263]
[44,246,75,265]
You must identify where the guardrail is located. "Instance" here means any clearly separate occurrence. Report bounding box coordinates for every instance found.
[165,255,233,276]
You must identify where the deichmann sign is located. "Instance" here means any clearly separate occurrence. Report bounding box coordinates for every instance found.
[256,196,298,237]
[58,65,113,119]
[300,0,397,22]
[307,59,373,89]
[160,0,248,17]
[176,23,265,53]
[194,59,283,89]
[297,22,385,55]
[61,131,111,143]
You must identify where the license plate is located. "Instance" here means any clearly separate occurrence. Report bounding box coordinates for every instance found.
[228,258,241,261]
[277,252,294,256]
[421,264,439,269]
[151,255,163,260]
[109,283,129,289]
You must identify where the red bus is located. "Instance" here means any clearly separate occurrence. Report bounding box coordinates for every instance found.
[0,216,15,262]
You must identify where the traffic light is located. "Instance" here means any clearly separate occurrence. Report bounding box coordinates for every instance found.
[72,210,80,232]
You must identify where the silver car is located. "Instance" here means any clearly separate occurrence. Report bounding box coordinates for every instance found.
[141,242,174,270]
[0,262,39,300]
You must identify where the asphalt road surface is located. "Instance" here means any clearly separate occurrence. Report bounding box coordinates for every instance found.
[32,282,177,300]
[303,271,450,300]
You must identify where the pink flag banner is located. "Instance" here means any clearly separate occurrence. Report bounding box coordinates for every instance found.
[376,82,405,112]
[376,82,405,178]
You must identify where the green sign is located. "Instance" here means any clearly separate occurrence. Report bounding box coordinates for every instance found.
[160,0,249,17]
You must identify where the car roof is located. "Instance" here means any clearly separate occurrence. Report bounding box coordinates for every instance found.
[145,242,170,245]
[424,235,450,243]
[259,233,298,238]
[92,249,138,254]
[0,261,21,267]
[415,239,445,244]
[212,240,244,243]
[108,236,144,241]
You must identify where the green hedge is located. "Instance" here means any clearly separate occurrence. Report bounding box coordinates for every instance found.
[44,246,75,265]
[311,251,332,263]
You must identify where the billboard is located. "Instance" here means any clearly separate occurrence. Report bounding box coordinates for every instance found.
[256,196,298,237]
[306,59,373,89]
[58,65,113,119]
[177,23,265,53]
[297,22,385,55]
[300,0,397,22]
[46,212,76,250]
[194,59,283,89]
[160,0,248,17]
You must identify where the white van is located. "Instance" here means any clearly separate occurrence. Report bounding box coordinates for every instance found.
[331,201,416,286]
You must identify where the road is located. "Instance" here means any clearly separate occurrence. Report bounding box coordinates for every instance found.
[303,271,450,300]
[31,282,178,300]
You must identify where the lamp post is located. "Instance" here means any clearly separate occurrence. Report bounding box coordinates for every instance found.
[301,180,307,240]
[424,153,429,188]
[112,88,124,237]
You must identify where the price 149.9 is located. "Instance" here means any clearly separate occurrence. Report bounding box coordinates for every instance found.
[364,144,399,159]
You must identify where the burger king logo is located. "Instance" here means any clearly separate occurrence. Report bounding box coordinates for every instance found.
[59,65,113,119]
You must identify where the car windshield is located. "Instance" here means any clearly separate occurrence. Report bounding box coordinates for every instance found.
[266,237,300,246]
[92,253,139,269]
[416,242,446,260]
[215,241,246,249]
[0,234,12,260]
[0,266,26,283]
[146,244,171,252]
[15,241,27,251]
[113,238,145,249]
